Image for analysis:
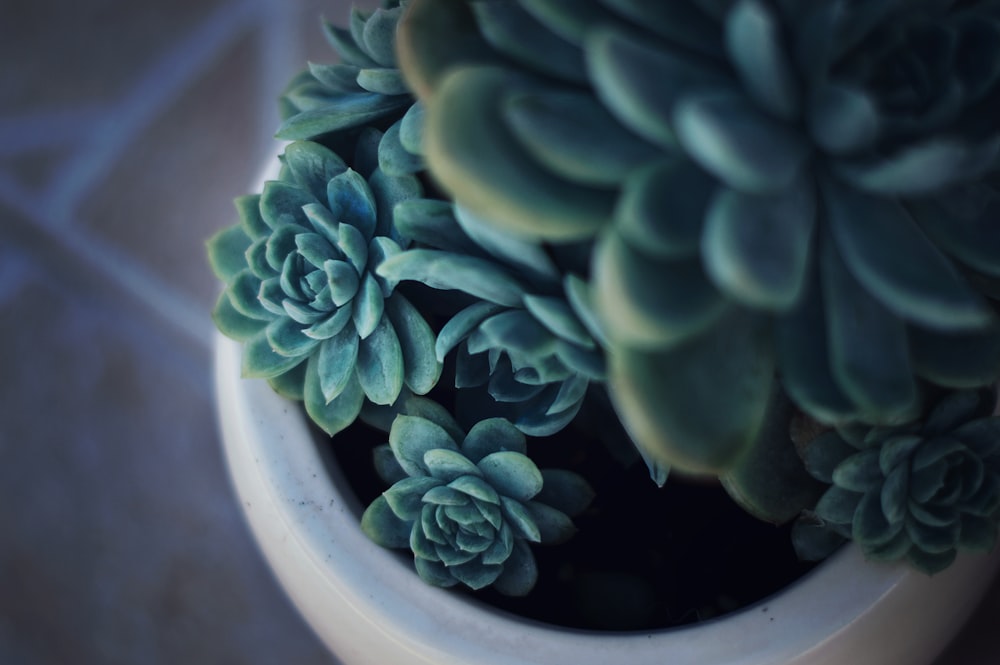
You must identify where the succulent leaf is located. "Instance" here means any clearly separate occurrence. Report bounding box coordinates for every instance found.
[362,411,592,595]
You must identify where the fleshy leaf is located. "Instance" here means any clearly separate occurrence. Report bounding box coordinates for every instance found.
[614,158,715,260]
[725,0,799,120]
[479,452,544,502]
[503,89,659,186]
[361,496,413,548]
[390,415,461,477]
[385,293,441,395]
[823,176,993,331]
[491,539,538,596]
[594,229,727,348]
[377,249,526,306]
[673,90,810,194]
[242,329,305,379]
[702,178,816,310]
[424,65,616,241]
[821,239,919,423]
[356,314,405,405]
[207,225,253,281]
[316,326,359,403]
[304,361,364,435]
[608,310,774,474]
[423,448,482,482]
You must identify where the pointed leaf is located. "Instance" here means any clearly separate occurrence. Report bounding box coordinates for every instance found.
[491,539,537,596]
[357,314,404,405]
[316,326,359,403]
[265,316,318,358]
[361,496,413,548]
[242,328,305,379]
[212,292,267,342]
[462,418,527,463]
[808,84,879,155]
[304,361,364,435]
[207,225,252,281]
[377,249,526,306]
[275,93,411,141]
[384,477,444,520]
[390,415,460,477]
[423,448,482,482]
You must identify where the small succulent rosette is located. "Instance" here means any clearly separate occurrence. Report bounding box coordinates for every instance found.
[397,0,1000,474]
[278,0,424,176]
[377,200,607,436]
[207,137,441,435]
[794,389,1000,574]
[361,400,594,595]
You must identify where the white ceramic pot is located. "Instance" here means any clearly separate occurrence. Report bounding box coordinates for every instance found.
[215,332,1000,665]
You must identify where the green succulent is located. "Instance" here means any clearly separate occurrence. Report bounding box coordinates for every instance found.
[376,199,607,436]
[207,137,441,434]
[278,0,424,175]
[794,389,1000,574]
[361,399,594,595]
[398,0,1000,474]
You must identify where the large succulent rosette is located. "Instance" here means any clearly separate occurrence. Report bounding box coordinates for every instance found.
[397,0,1000,474]
[794,388,1000,574]
[207,137,441,434]
[361,400,594,595]
[377,198,607,436]
[278,0,424,175]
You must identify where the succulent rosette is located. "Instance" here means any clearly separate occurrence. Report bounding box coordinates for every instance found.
[361,400,594,595]
[376,199,607,436]
[794,388,1000,574]
[397,0,1000,474]
[278,0,424,175]
[207,137,441,434]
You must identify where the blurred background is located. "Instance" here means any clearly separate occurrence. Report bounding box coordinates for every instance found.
[0,0,997,663]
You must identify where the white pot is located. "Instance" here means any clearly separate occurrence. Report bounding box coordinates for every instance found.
[215,332,1000,665]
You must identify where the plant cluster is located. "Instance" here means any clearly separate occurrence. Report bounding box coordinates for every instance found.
[210,0,1000,598]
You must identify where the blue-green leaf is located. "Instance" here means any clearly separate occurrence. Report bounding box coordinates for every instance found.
[823,177,992,332]
[594,229,727,348]
[614,158,715,259]
[357,314,404,405]
[424,66,616,241]
[377,249,526,306]
[503,89,659,186]
[304,360,364,435]
[673,90,810,194]
[361,496,413,548]
[207,224,252,281]
[821,239,918,423]
[242,328,305,379]
[212,292,267,342]
[390,415,460,477]
[702,178,816,310]
[385,293,441,395]
[462,418,527,463]
[351,273,385,339]
[725,0,799,120]
[608,310,774,474]
[479,452,544,502]
[316,325,359,403]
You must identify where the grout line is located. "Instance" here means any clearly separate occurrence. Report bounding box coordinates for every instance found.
[0,175,214,353]
[43,0,264,224]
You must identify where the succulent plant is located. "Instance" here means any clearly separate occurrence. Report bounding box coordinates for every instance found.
[361,398,594,595]
[397,0,1000,474]
[278,0,424,175]
[376,199,607,436]
[794,388,1000,574]
[207,137,441,434]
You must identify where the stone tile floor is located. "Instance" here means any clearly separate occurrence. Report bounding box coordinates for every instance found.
[0,0,997,663]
